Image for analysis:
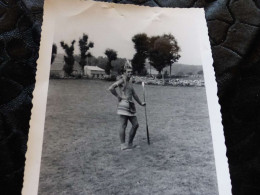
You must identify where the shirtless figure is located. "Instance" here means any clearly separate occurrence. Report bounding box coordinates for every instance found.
[108,61,146,150]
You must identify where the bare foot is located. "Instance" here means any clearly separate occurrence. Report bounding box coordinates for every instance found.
[127,144,139,149]
[121,144,128,150]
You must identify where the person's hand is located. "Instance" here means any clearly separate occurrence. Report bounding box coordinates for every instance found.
[117,96,122,102]
[141,102,146,106]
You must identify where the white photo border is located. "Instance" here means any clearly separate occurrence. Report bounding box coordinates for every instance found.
[22,1,231,194]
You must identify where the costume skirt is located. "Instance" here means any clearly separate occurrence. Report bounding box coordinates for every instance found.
[117,99,136,116]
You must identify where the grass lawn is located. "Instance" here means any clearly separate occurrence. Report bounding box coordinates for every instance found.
[39,79,218,195]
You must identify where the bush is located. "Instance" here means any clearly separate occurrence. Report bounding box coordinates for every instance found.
[50,72,62,79]
[104,75,117,81]
[139,68,148,76]
[74,74,82,79]
[163,70,169,78]
[156,73,162,79]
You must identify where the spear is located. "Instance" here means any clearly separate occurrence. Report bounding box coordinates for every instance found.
[142,82,150,145]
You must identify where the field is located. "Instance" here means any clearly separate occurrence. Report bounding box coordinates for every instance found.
[38,80,218,195]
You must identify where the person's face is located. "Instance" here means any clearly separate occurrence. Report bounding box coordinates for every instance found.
[125,69,133,78]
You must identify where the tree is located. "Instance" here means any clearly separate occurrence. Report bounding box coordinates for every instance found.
[51,44,57,64]
[60,40,76,76]
[78,34,94,73]
[148,36,167,74]
[110,58,126,75]
[132,53,147,74]
[148,34,180,75]
[95,56,107,70]
[104,49,117,75]
[131,33,149,74]
[162,34,181,76]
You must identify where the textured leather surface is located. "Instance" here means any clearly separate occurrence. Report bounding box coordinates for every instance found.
[0,0,259,194]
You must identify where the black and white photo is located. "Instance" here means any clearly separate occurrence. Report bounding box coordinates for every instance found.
[23,1,231,194]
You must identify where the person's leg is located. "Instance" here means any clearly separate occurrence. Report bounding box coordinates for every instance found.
[128,116,139,146]
[119,115,128,150]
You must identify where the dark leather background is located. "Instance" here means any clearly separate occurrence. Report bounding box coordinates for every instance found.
[0,0,259,194]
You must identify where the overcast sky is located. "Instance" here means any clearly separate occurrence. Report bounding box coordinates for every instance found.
[52,1,205,65]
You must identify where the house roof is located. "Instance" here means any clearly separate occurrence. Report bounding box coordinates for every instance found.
[84,66,104,71]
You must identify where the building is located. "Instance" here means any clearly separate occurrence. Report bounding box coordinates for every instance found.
[84,66,105,78]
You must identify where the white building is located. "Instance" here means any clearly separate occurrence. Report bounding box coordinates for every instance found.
[84,66,105,78]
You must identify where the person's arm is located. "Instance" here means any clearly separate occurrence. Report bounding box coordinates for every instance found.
[108,79,124,101]
[132,88,146,106]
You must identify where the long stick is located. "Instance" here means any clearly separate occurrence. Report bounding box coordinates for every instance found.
[142,82,150,145]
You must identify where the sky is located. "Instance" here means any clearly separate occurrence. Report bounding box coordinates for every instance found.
[52,1,205,65]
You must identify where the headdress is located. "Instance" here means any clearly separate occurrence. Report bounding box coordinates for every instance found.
[124,60,132,71]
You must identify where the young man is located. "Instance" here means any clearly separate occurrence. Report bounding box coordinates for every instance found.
[108,61,146,150]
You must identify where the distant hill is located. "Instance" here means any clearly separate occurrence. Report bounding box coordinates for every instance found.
[145,62,203,75]
[51,53,81,72]
[51,54,63,70]
[52,54,203,76]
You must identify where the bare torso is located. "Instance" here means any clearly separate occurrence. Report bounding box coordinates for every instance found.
[118,79,133,101]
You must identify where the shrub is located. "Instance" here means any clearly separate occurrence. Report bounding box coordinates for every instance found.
[104,75,117,81]
[50,72,62,79]
[156,73,162,79]
[74,74,82,79]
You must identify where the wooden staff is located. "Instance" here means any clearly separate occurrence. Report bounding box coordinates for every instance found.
[142,82,150,145]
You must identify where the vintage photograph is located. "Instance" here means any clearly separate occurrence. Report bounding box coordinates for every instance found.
[37,1,220,194]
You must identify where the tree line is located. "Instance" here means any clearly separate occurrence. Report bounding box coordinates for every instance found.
[132,33,181,76]
[51,33,181,77]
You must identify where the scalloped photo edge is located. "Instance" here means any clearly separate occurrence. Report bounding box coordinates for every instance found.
[23,1,231,194]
